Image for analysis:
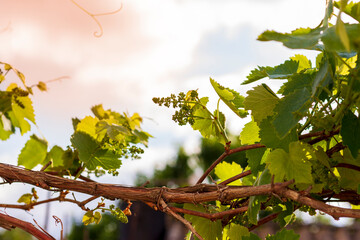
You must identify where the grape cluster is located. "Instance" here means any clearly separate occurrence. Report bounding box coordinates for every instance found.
[153,90,199,126]
[109,205,128,223]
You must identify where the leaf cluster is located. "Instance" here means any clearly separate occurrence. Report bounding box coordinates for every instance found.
[153,1,360,239]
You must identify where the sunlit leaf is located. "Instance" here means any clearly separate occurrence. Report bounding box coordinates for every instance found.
[214,162,243,185]
[210,78,247,118]
[265,141,313,184]
[244,84,279,124]
[240,119,260,145]
[18,135,48,169]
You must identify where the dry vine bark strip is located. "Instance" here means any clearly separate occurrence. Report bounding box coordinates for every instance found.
[0,163,286,203]
[0,212,55,240]
[2,163,360,221]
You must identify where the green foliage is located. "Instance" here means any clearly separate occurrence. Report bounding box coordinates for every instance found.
[0,228,33,240]
[184,203,222,240]
[266,141,314,184]
[5,1,360,240]
[153,2,360,239]
[265,229,299,240]
[210,78,248,118]
[67,214,121,240]
[243,84,279,124]
[18,134,48,169]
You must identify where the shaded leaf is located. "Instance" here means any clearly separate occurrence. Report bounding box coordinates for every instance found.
[246,147,266,176]
[266,229,299,240]
[321,24,360,52]
[248,169,271,225]
[259,117,298,151]
[71,132,121,170]
[242,60,299,85]
[184,203,222,240]
[273,88,311,138]
[341,110,360,158]
[258,27,323,50]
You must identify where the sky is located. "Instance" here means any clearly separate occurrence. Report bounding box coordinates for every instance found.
[0,0,338,237]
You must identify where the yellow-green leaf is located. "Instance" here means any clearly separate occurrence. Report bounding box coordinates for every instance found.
[240,120,260,145]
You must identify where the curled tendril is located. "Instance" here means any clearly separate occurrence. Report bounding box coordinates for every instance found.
[70,0,123,37]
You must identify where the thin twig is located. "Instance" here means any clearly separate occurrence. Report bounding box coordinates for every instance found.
[169,205,248,221]
[196,143,265,184]
[219,170,252,185]
[159,199,204,240]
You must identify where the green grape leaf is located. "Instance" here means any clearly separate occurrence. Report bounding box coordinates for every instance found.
[96,120,129,143]
[192,98,226,144]
[338,148,360,190]
[71,132,122,170]
[312,59,333,95]
[314,146,331,169]
[258,27,323,50]
[243,233,262,240]
[18,135,48,169]
[246,147,266,177]
[275,202,296,228]
[76,116,100,140]
[321,24,360,52]
[93,211,102,224]
[8,86,35,135]
[265,141,313,184]
[240,120,260,145]
[83,211,100,225]
[272,88,311,138]
[214,162,243,185]
[242,60,299,85]
[210,78,247,118]
[132,129,152,146]
[91,104,109,119]
[259,117,298,151]
[335,1,360,22]
[129,112,143,130]
[290,54,312,71]
[184,203,222,240]
[244,84,279,124]
[341,110,360,158]
[44,145,65,167]
[265,229,299,240]
[267,60,299,79]
[278,72,315,96]
[243,66,272,85]
[227,224,250,239]
[248,169,271,225]
[17,193,34,204]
